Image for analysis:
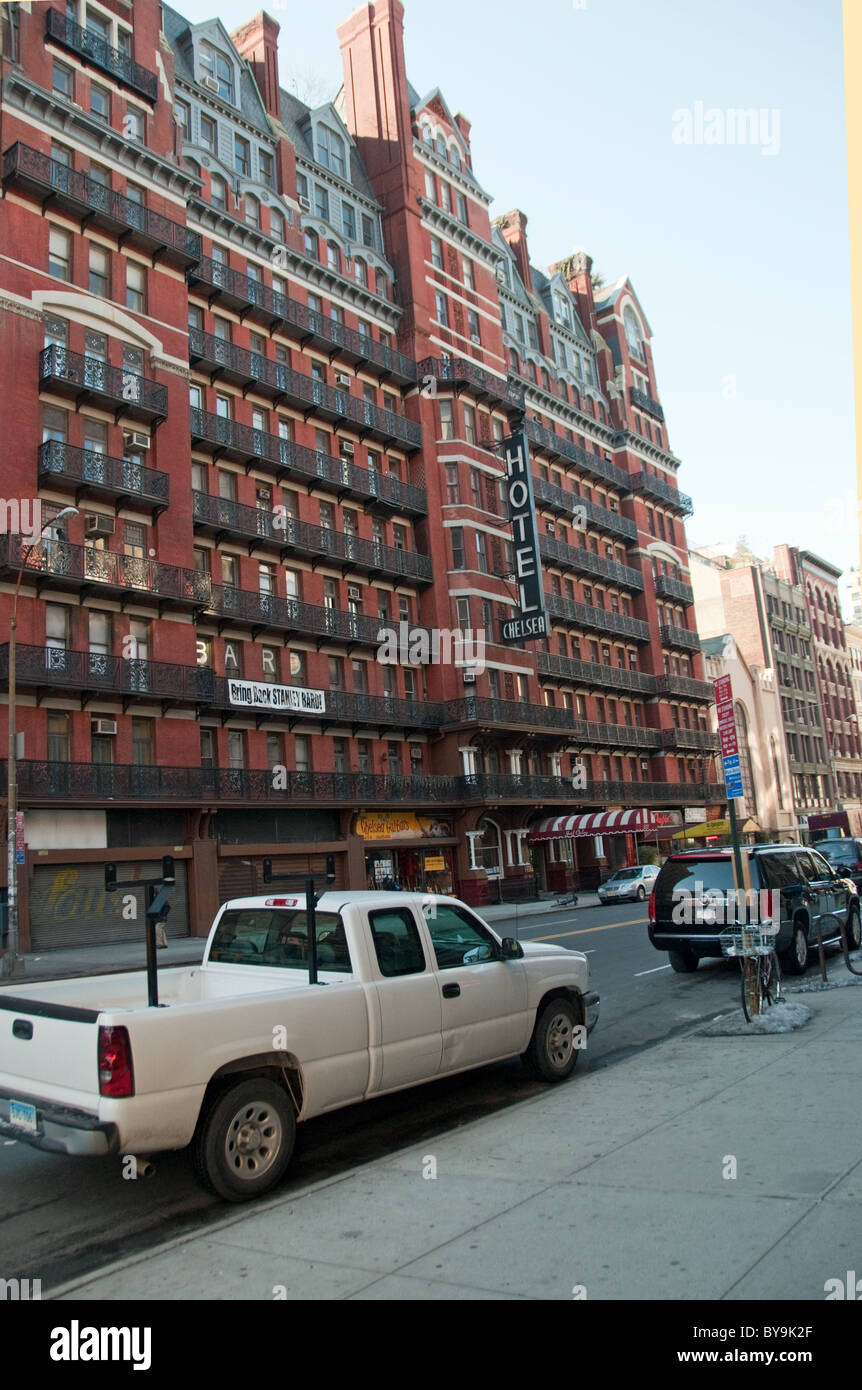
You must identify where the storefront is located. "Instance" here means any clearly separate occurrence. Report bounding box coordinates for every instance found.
[355,811,458,895]
[528,809,684,889]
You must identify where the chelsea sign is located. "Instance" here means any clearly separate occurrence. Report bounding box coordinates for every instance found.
[499,427,549,644]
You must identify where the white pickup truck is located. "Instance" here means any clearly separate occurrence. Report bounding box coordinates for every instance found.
[0,891,598,1201]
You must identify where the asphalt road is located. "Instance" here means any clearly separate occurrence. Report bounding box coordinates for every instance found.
[0,901,819,1289]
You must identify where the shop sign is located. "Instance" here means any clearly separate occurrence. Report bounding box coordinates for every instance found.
[423,855,446,871]
[499,426,548,644]
[228,679,326,713]
[356,812,452,841]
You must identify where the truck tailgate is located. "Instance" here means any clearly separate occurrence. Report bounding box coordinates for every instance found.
[0,994,100,1108]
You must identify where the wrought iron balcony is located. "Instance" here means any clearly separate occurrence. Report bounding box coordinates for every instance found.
[40,346,168,427]
[417,355,524,411]
[210,585,384,647]
[535,650,657,694]
[188,257,288,327]
[539,534,644,590]
[189,407,425,513]
[188,330,421,453]
[654,673,715,701]
[532,476,635,544]
[45,9,158,101]
[38,440,169,517]
[5,760,461,807]
[544,591,652,643]
[0,535,213,610]
[629,385,665,422]
[3,145,200,267]
[457,775,725,805]
[286,307,417,384]
[660,727,721,752]
[659,624,702,653]
[525,418,632,492]
[0,644,214,705]
[192,491,433,584]
[634,470,693,517]
[443,696,662,748]
[653,572,694,603]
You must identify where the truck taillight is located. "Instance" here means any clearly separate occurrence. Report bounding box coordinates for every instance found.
[648,889,656,925]
[98,1026,134,1098]
[762,890,777,924]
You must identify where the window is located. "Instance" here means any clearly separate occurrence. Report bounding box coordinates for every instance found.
[451,527,465,570]
[463,257,474,290]
[234,134,250,176]
[467,310,480,343]
[369,907,426,977]
[49,227,72,281]
[200,40,234,103]
[88,244,110,297]
[353,258,367,286]
[125,261,146,313]
[425,903,499,970]
[340,202,356,240]
[270,209,285,242]
[175,98,191,139]
[439,399,454,440]
[53,60,73,99]
[42,404,68,443]
[259,150,274,189]
[435,291,449,327]
[314,184,329,221]
[327,241,339,271]
[47,711,71,763]
[245,194,260,228]
[430,236,443,270]
[210,173,226,210]
[125,106,144,142]
[424,169,436,203]
[446,464,460,504]
[361,214,375,249]
[200,113,217,154]
[455,192,467,224]
[317,125,345,176]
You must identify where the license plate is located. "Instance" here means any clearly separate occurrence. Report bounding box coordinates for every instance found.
[8,1100,37,1134]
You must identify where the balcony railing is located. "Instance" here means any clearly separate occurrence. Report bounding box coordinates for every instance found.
[634,470,693,517]
[531,476,637,543]
[38,440,169,514]
[660,624,702,653]
[417,355,523,411]
[3,145,200,266]
[40,346,168,426]
[539,534,644,591]
[192,491,433,584]
[210,585,384,646]
[45,9,158,101]
[653,572,694,604]
[544,592,652,643]
[660,727,721,752]
[187,331,420,453]
[535,651,657,694]
[654,673,715,701]
[629,385,665,422]
[525,418,632,492]
[443,697,662,748]
[0,535,212,609]
[458,775,726,805]
[189,408,425,512]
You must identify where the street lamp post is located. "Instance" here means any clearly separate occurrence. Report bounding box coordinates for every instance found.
[2,507,78,980]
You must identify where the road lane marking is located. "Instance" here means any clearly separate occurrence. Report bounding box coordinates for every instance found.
[532,917,645,942]
[634,964,672,976]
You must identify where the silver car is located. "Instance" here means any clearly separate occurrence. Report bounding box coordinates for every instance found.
[597,864,660,904]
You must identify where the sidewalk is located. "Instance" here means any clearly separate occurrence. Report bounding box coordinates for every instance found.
[50,974,862,1301]
[4,896,600,983]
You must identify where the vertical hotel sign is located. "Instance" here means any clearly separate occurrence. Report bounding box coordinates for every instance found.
[713,674,744,799]
[499,426,548,644]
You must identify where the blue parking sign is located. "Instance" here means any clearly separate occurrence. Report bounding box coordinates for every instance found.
[722,753,743,799]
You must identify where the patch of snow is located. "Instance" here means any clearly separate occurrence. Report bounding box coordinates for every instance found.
[700,1000,813,1036]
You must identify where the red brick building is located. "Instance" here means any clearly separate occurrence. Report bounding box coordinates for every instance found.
[0,0,721,950]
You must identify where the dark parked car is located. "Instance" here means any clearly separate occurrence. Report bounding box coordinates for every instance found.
[648,843,861,974]
[811,838,862,892]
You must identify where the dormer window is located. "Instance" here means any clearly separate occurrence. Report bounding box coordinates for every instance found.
[435,133,447,158]
[448,144,461,170]
[245,194,260,228]
[624,305,644,359]
[200,41,234,104]
[421,124,433,146]
[318,125,345,177]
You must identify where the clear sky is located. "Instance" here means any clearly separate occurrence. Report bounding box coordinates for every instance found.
[176,0,858,574]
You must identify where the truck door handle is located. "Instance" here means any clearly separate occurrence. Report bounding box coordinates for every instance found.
[442,983,461,998]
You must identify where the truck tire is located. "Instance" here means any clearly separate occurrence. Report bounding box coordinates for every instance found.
[780,918,809,976]
[192,1078,296,1202]
[668,949,699,973]
[523,998,580,1082]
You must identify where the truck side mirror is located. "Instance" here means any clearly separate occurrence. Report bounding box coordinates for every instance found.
[501,937,524,960]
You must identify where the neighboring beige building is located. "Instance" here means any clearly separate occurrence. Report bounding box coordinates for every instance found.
[700,634,797,841]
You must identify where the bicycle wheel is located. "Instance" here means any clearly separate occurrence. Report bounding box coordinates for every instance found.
[740,955,764,1021]
[762,949,782,1007]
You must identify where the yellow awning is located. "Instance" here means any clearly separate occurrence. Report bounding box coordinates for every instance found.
[672,819,731,839]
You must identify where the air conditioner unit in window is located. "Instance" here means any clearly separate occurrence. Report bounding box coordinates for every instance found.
[85,514,115,538]
[462,666,477,683]
[92,719,118,736]
[298,195,311,211]
[340,441,355,455]
[470,334,480,345]
[202,75,219,92]
[335,372,351,387]
[123,429,150,451]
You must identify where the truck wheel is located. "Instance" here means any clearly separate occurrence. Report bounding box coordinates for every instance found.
[192,1078,296,1202]
[668,949,699,973]
[848,904,862,952]
[780,919,809,976]
[524,998,580,1082]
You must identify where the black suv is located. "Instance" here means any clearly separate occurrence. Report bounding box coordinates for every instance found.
[648,843,861,974]
[811,838,862,892]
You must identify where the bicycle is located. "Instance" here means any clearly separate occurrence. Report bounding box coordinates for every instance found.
[719,925,782,1022]
[555,889,579,907]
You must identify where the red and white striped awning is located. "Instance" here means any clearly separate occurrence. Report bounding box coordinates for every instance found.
[528,809,658,842]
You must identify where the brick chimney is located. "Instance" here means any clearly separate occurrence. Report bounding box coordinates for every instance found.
[232,11,281,120]
[551,250,596,335]
[337,0,414,179]
[494,209,533,294]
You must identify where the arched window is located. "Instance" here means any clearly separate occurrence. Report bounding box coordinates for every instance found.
[200,41,234,103]
[317,125,345,177]
[270,208,285,241]
[421,123,433,146]
[353,258,367,286]
[448,143,461,170]
[623,305,644,358]
[478,816,503,876]
[245,194,260,228]
[734,702,758,821]
[375,268,387,297]
[435,132,447,158]
[326,241,339,272]
[304,229,318,259]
